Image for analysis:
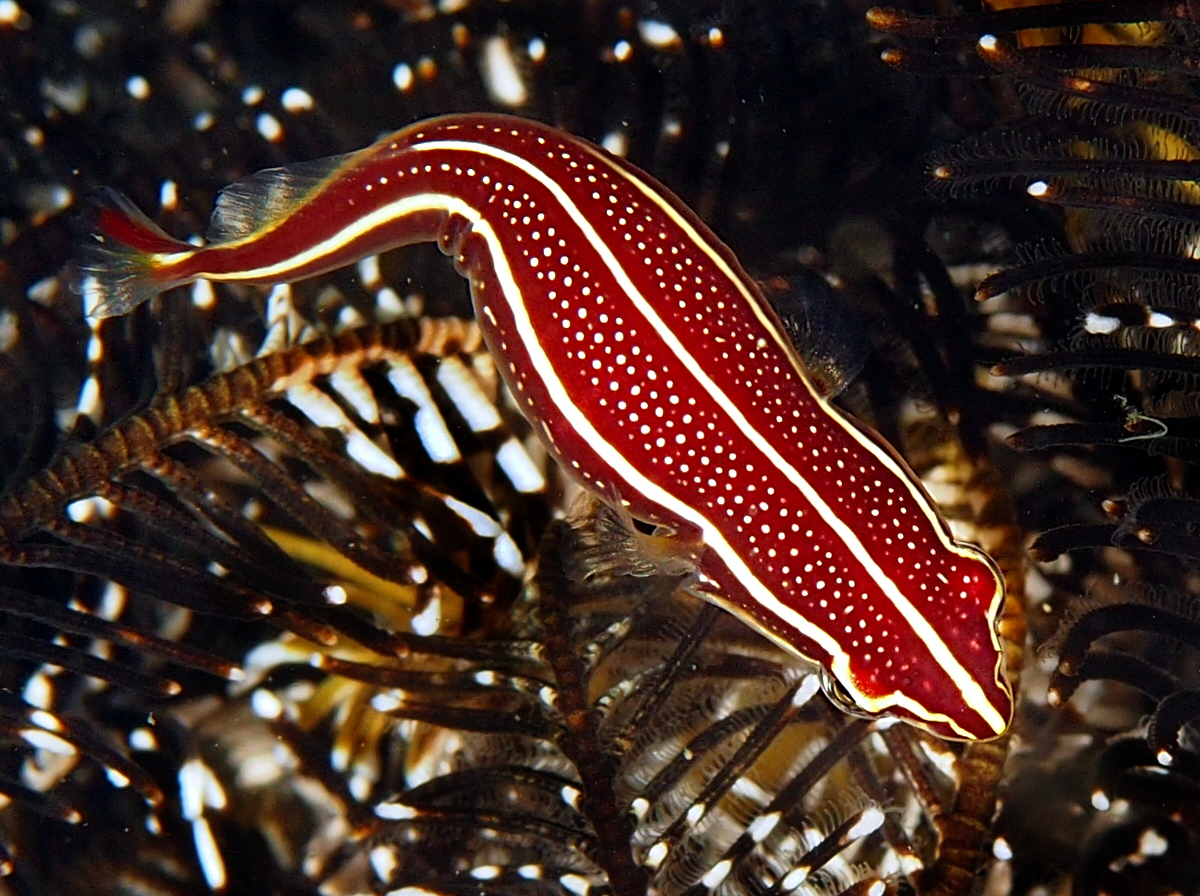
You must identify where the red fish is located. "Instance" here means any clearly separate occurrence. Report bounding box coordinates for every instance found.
[78,113,1013,740]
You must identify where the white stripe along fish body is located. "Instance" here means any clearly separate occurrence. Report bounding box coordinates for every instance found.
[78,113,1013,740]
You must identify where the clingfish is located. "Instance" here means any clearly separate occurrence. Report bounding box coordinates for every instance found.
[77,113,1012,740]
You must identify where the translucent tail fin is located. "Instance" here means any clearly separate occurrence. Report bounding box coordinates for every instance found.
[73,187,195,319]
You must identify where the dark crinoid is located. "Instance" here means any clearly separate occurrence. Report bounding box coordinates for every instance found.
[0,311,554,892]
[0,1,1051,895]
[873,1,1200,892]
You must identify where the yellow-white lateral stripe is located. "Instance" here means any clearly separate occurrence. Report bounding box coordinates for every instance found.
[187,194,482,283]
[416,139,1005,735]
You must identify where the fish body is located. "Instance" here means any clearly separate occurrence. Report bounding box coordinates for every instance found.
[78,113,1012,740]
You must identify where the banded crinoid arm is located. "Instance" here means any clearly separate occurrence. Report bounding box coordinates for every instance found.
[0,315,556,874]
[0,319,540,585]
[0,318,543,634]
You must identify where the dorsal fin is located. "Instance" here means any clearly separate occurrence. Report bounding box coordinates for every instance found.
[207,151,356,242]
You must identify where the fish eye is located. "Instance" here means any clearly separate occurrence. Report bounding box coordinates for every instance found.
[819,668,875,718]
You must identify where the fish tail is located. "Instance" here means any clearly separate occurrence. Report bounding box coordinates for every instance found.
[73,187,197,318]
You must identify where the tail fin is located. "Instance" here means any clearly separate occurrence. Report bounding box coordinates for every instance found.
[73,187,196,319]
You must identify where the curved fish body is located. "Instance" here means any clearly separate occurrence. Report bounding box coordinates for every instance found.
[78,113,1013,740]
